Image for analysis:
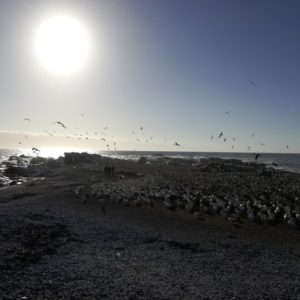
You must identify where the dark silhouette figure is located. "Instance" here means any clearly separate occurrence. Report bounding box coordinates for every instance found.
[104,165,115,177]
[255,154,260,162]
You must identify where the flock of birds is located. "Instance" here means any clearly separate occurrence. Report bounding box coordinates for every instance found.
[73,171,300,228]
[21,116,183,154]
[209,110,289,155]
[21,103,290,157]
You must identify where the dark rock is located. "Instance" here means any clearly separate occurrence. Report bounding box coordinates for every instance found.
[4,166,31,178]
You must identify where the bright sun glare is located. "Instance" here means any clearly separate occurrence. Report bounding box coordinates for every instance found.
[35,15,90,75]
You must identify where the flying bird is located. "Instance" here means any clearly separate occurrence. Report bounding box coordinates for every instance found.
[174,142,180,146]
[249,80,257,87]
[247,146,252,150]
[255,154,260,162]
[233,137,236,141]
[101,138,106,141]
[218,132,224,139]
[225,110,231,114]
[140,126,143,131]
[136,138,141,142]
[224,138,227,143]
[44,130,53,136]
[251,133,255,137]
[32,147,40,154]
[286,145,289,149]
[211,135,214,140]
[24,118,31,122]
[52,121,66,129]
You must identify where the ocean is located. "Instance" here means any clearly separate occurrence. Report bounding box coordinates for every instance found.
[1,148,300,173]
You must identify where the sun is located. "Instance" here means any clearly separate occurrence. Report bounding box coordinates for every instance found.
[35,15,90,75]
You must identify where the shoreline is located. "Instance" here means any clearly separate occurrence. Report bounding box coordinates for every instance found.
[1,152,300,298]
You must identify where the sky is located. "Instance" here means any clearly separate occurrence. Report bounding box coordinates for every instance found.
[0,0,300,154]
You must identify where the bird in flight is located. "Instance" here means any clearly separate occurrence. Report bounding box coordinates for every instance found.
[233,137,236,141]
[101,138,106,141]
[32,147,40,154]
[24,118,31,122]
[251,133,255,137]
[174,142,180,146]
[218,132,224,139]
[140,126,143,131]
[211,135,214,140]
[286,145,289,149]
[255,154,260,162]
[249,80,257,87]
[52,121,66,129]
[225,110,230,114]
[44,130,53,136]
[136,138,140,142]
[247,146,252,150]
[224,138,227,142]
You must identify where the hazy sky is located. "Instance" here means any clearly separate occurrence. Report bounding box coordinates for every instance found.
[0,0,300,153]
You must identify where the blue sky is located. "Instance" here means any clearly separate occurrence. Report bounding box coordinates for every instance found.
[0,0,299,153]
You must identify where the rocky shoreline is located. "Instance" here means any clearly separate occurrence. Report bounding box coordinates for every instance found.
[1,152,300,299]
[2,152,299,228]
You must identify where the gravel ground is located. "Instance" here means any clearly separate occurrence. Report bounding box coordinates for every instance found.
[0,171,300,299]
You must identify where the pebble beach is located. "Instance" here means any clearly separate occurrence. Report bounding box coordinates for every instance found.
[0,153,300,299]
